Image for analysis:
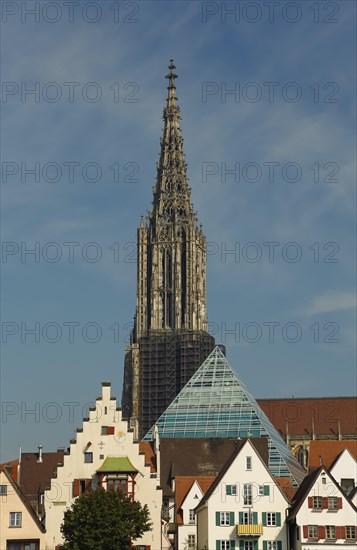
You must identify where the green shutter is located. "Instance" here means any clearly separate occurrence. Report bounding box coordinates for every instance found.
[254,541,258,550]
[252,511,258,523]
[262,512,267,526]
[264,485,270,496]
[277,542,282,550]
[238,511,243,523]
[263,542,268,550]
[216,541,220,550]
[229,512,235,526]
[226,485,232,495]
[230,541,235,549]
[276,512,281,527]
[216,512,220,526]
[239,542,244,550]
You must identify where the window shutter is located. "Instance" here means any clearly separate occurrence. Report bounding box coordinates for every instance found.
[73,479,80,497]
[308,496,313,508]
[216,512,220,526]
[230,512,235,526]
[262,512,267,526]
[230,541,235,549]
[318,525,325,539]
[216,541,220,550]
[239,542,244,550]
[85,479,91,495]
[335,526,341,539]
[263,542,267,550]
[322,497,328,509]
[226,485,232,495]
[340,526,346,539]
[303,525,308,538]
[277,542,282,550]
[253,541,258,550]
[276,512,281,527]
[108,426,115,435]
[252,512,258,524]
[238,512,243,523]
[337,497,343,509]
[264,485,270,496]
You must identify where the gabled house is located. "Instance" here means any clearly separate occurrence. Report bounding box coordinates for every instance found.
[195,439,290,550]
[44,382,163,550]
[175,477,215,550]
[287,465,357,548]
[0,468,46,550]
[329,448,357,496]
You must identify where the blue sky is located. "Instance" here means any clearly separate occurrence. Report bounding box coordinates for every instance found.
[1,1,356,461]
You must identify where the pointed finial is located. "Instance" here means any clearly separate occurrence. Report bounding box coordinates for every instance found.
[165,59,178,106]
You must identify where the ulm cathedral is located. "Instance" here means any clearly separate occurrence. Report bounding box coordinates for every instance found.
[122,61,215,440]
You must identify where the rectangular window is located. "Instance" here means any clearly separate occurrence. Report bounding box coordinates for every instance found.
[0,484,7,495]
[268,543,278,550]
[189,509,195,523]
[328,496,338,510]
[326,525,336,539]
[312,496,322,509]
[221,541,230,550]
[9,512,22,527]
[101,426,109,435]
[243,512,252,525]
[346,526,356,539]
[246,456,252,470]
[231,484,237,495]
[187,534,196,549]
[308,525,318,539]
[244,542,254,550]
[267,513,276,526]
[258,485,264,496]
[107,478,127,494]
[84,452,93,463]
[243,484,252,505]
[220,512,230,526]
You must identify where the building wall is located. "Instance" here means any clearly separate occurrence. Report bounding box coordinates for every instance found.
[177,481,203,550]
[295,469,357,547]
[197,441,289,550]
[329,450,356,490]
[0,470,46,550]
[44,383,162,550]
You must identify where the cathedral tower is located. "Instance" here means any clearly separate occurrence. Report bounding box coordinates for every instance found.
[122,61,215,439]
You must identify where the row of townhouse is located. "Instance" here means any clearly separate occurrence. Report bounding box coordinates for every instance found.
[173,440,357,550]
[1,382,356,550]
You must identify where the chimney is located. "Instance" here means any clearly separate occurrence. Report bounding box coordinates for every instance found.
[37,445,43,464]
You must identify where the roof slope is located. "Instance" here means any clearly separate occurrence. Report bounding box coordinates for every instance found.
[258,397,357,437]
[308,440,357,469]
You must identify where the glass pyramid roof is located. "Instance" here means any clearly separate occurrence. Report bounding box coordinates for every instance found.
[143,346,305,485]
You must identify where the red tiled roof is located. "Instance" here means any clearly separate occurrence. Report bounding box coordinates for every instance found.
[275,477,297,502]
[257,397,357,438]
[308,440,357,470]
[0,459,19,482]
[175,476,216,524]
[139,441,157,473]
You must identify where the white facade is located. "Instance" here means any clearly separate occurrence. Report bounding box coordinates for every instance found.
[196,440,289,550]
[44,382,162,550]
[178,481,204,550]
[329,449,356,496]
[291,467,357,549]
[0,469,46,550]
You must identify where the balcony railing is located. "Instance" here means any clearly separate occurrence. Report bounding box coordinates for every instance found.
[236,524,263,536]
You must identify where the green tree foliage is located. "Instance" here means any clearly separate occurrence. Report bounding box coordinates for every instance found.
[60,488,152,550]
